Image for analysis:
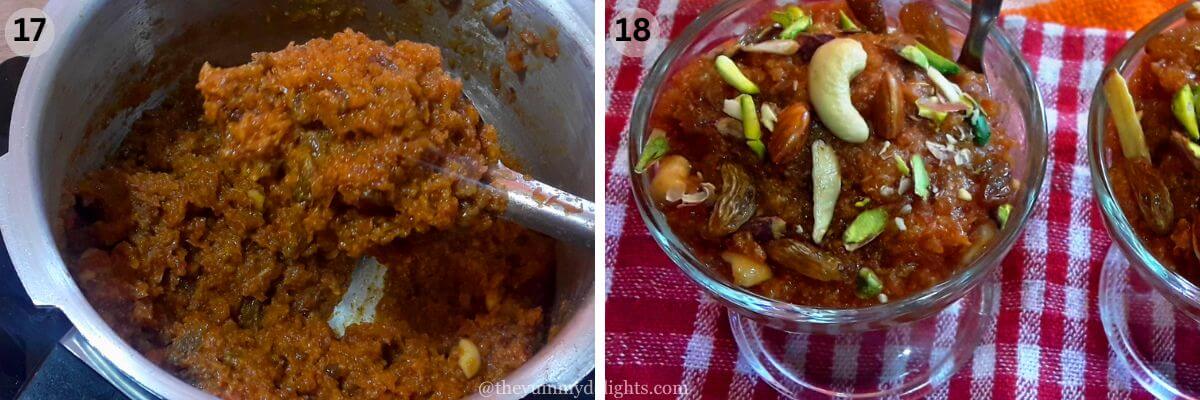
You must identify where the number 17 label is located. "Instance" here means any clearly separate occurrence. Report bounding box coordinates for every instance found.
[5,8,55,57]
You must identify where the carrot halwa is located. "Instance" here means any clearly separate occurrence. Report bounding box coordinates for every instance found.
[62,30,554,399]
[638,1,1016,308]
[1106,11,1200,285]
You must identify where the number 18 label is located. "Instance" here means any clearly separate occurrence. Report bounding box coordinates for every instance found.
[608,8,662,59]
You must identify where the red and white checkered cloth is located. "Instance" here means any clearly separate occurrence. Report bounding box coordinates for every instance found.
[603,1,1167,398]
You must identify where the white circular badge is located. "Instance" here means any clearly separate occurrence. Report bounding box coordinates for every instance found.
[5,8,55,57]
[608,8,664,59]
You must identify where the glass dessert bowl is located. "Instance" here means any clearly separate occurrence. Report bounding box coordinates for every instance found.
[627,0,1046,397]
[1090,2,1200,397]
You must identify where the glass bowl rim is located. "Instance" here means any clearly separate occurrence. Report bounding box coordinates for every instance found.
[625,0,1048,326]
[1087,1,1200,312]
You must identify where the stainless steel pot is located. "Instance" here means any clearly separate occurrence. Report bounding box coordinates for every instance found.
[0,1,595,399]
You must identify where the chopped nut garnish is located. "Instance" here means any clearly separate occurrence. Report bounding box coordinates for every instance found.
[912,155,930,200]
[457,339,482,378]
[997,204,1013,228]
[761,102,780,131]
[778,6,812,39]
[1105,70,1150,160]
[856,268,883,299]
[844,208,887,251]
[715,55,760,94]
[838,10,862,32]
[811,140,841,244]
[894,154,910,176]
[1173,85,1199,140]
[634,129,669,174]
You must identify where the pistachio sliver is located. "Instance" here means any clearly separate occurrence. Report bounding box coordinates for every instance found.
[844,207,887,251]
[779,11,812,40]
[1104,70,1150,160]
[970,109,992,145]
[811,139,841,243]
[926,66,964,105]
[856,267,884,299]
[1193,86,1200,134]
[770,10,791,26]
[740,94,762,141]
[898,45,930,69]
[1173,85,1200,140]
[786,6,804,21]
[917,102,949,124]
[634,129,669,174]
[838,10,862,32]
[912,154,930,200]
[916,42,960,75]
[996,203,1013,228]
[746,139,766,159]
[894,154,911,176]
[715,55,760,94]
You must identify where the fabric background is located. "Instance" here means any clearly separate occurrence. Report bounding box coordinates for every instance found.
[603,0,1183,398]
[1005,0,1177,31]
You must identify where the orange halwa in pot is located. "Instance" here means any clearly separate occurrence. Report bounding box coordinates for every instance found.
[62,30,554,399]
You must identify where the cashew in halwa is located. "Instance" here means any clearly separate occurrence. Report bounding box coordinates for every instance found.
[457,339,482,378]
[809,38,869,143]
[650,155,692,203]
[721,251,773,287]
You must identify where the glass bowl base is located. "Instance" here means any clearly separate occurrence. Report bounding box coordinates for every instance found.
[728,274,999,399]
[1100,246,1200,399]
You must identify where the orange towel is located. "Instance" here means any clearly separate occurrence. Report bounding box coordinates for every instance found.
[1004,0,1182,31]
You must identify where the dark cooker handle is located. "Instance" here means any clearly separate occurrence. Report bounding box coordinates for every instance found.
[0,55,112,400]
[0,56,25,157]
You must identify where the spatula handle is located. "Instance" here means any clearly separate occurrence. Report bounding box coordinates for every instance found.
[489,165,595,249]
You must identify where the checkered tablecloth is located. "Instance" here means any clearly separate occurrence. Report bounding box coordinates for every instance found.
[603,1,1161,398]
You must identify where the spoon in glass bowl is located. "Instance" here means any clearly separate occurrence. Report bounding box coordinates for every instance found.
[957,0,1003,72]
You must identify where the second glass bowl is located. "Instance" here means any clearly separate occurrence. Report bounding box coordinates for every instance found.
[628,0,1046,397]
[1089,2,1200,397]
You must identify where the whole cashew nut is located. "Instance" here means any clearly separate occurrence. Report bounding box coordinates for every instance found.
[809,38,869,143]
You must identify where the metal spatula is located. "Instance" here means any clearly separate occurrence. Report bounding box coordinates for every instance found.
[488,163,595,249]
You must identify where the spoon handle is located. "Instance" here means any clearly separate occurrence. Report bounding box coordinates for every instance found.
[958,0,1003,72]
[489,164,595,249]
